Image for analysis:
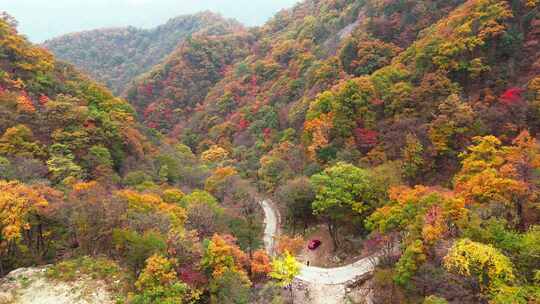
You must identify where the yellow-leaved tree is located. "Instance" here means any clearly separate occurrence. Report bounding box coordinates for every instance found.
[444,239,515,293]
[270,251,300,302]
[0,180,49,270]
[201,145,229,164]
[115,189,187,232]
[201,234,250,284]
[0,181,48,244]
[455,133,540,229]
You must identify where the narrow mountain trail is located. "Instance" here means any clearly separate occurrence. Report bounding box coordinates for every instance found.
[260,200,279,256]
[259,200,377,303]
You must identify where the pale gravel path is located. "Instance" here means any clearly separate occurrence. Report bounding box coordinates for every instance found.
[296,256,377,285]
[260,199,279,256]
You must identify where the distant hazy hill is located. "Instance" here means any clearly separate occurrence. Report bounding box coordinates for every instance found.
[43,11,242,93]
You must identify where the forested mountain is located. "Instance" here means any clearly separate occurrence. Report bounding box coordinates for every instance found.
[129,0,539,185]
[128,0,474,175]
[126,29,254,131]
[43,12,242,93]
[0,15,275,304]
[2,0,540,303]
[0,15,150,181]
[125,0,540,303]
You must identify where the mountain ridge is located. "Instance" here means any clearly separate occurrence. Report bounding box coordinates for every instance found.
[1,1,540,303]
[43,11,243,94]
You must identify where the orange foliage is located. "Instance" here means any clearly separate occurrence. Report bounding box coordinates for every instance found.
[304,112,334,160]
[250,249,272,279]
[370,185,467,245]
[421,205,447,245]
[135,254,178,291]
[0,180,48,251]
[203,234,250,285]
[204,166,238,195]
[16,93,35,113]
[454,136,529,208]
[275,235,305,256]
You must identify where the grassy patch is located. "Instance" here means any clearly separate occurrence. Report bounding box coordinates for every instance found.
[19,276,32,288]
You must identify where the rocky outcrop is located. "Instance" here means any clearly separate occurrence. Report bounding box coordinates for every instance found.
[0,267,114,304]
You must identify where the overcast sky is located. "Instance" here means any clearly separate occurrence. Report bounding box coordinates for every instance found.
[3,0,299,42]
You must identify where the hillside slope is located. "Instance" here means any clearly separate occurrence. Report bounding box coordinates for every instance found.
[126,29,255,132]
[2,1,540,303]
[0,17,150,182]
[0,16,274,304]
[43,12,242,93]
[127,0,480,175]
[126,0,539,183]
[124,1,540,302]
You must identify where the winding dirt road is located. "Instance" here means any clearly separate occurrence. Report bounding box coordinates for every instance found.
[260,199,377,302]
[261,200,279,256]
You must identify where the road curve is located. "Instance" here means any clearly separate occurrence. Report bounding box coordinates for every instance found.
[296,256,377,285]
[259,200,378,285]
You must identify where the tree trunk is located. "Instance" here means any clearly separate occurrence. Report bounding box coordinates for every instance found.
[37,222,44,257]
[327,220,339,251]
[517,200,526,231]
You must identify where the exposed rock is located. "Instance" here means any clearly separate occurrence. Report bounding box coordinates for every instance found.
[0,267,115,304]
[0,291,14,304]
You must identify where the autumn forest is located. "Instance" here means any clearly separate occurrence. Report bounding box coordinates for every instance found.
[1,0,540,303]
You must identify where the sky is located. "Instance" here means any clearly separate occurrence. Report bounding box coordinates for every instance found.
[2,0,299,42]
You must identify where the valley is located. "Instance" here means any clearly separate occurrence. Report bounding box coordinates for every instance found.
[1,1,540,304]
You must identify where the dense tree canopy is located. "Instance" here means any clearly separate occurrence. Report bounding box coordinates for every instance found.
[2,0,540,303]
[44,12,242,94]
[311,162,380,248]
